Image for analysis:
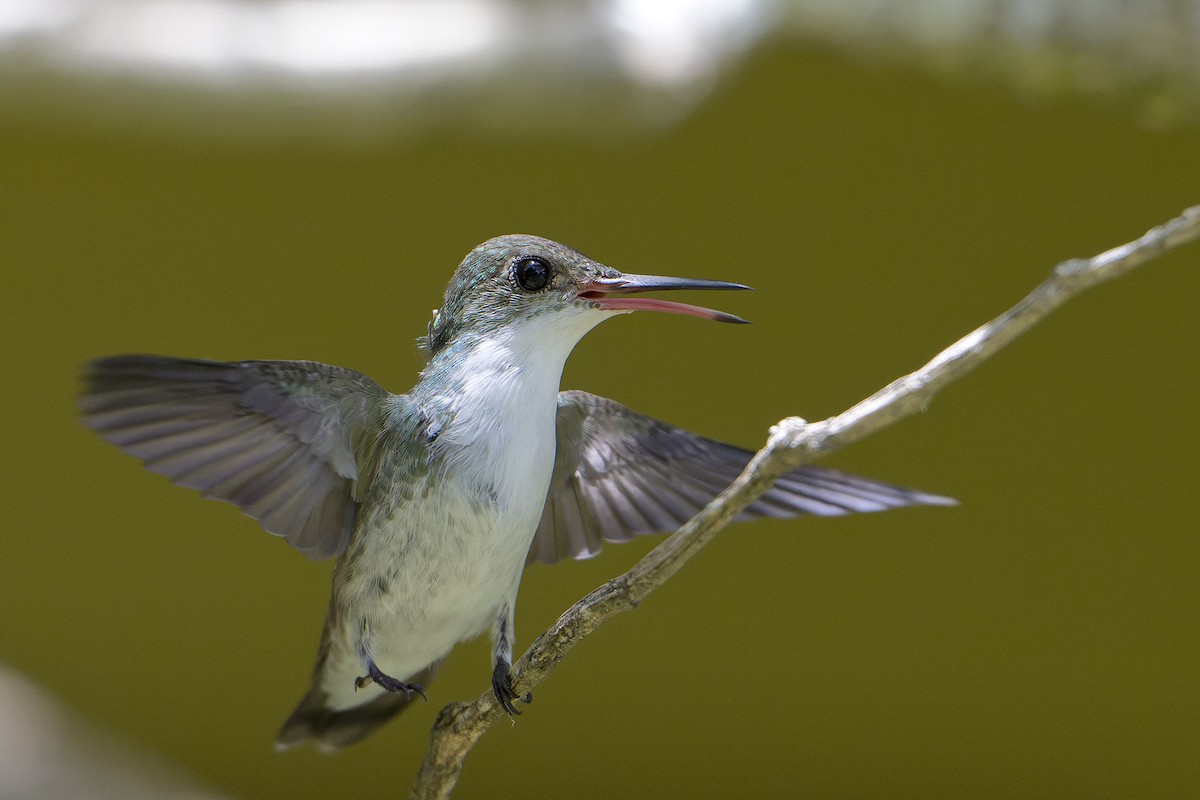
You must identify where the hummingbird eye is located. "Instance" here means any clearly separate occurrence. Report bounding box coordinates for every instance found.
[513,256,551,292]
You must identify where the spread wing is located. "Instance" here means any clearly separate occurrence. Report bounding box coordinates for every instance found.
[530,390,955,565]
[80,355,389,559]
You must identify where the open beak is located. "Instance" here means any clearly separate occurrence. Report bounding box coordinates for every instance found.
[578,273,751,323]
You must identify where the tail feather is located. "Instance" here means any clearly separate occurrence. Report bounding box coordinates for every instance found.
[276,666,438,752]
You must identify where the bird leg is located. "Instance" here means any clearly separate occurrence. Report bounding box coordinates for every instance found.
[491,603,532,715]
[491,659,523,716]
[355,659,427,700]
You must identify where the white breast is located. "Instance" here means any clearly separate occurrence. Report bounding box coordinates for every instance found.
[321,308,611,710]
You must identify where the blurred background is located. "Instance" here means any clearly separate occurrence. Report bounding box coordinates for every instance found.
[1,0,1198,798]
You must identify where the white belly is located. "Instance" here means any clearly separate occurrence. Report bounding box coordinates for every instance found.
[320,436,552,710]
[314,311,607,710]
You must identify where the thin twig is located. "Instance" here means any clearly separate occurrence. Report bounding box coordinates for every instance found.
[410,206,1200,800]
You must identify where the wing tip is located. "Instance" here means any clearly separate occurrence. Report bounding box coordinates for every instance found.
[911,491,958,508]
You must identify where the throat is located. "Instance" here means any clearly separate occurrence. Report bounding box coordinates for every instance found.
[415,313,603,508]
[428,330,570,430]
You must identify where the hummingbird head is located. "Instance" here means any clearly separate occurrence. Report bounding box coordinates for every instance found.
[421,234,749,357]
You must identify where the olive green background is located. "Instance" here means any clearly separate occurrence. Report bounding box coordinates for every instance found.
[2,44,1198,798]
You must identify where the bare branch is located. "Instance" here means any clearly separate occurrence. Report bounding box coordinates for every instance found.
[410,206,1200,800]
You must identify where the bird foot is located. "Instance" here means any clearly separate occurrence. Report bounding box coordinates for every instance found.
[491,660,532,716]
[355,661,427,700]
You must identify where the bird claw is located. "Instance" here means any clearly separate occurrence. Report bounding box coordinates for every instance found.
[355,661,427,700]
[491,660,531,716]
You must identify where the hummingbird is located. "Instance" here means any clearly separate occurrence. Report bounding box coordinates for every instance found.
[79,235,952,751]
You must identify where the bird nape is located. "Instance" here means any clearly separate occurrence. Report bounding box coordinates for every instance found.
[79,234,954,751]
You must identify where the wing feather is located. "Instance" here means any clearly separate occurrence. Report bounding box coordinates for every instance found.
[80,355,389,559]
[530,390,955,564]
